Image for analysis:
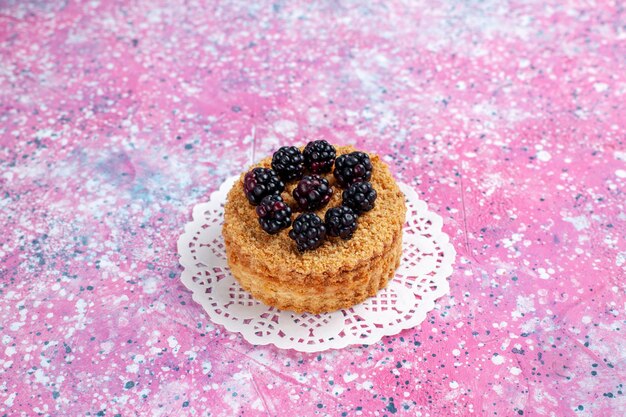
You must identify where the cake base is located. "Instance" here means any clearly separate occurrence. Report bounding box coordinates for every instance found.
[225,229,402,313]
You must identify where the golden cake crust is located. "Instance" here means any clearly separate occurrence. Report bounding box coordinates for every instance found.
[222,146,406,313]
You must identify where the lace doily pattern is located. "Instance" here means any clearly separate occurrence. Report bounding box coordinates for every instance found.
[178,177,455,352]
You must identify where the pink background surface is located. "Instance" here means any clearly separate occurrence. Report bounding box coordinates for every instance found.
[1,1,625,416]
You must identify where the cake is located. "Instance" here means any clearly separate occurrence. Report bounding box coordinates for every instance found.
[222,143,406,314]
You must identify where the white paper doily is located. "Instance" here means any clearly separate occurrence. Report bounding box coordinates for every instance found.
[177,176,455,352]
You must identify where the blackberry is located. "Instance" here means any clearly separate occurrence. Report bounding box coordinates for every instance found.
[256,195,292,234]
[292,175,333,211]
[289,212,327,251]
[333,151,373,187]
[303,140,336,174]
[271,146,304,182]
[325,206,358,239]
[342,181,377,214]
[243,167,284,205]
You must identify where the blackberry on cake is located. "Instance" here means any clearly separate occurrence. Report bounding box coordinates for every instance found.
[325,206,358,240]
[243,167,284,205]
[256,195,292,235]
[271,146,304,182]
[343,181,377,214]
[292,175,333,211]
[333,151,373,187]
[289,212,327,251]
[302,140,336,174]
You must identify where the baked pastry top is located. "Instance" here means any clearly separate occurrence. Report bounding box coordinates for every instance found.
[222,145,406,312]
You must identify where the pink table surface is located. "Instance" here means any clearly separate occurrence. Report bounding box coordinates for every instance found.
[1,1,625,416]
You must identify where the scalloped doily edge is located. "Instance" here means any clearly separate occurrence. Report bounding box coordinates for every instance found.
[177,177,456,352]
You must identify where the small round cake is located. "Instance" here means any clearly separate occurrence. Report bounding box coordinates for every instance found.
[222,144,406,314]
